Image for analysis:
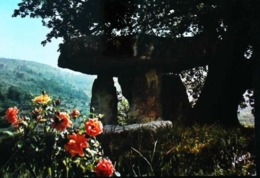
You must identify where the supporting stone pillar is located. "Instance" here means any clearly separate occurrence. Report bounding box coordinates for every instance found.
[161,74,192,124]
[120,69,162,123]
[90,75,117,125]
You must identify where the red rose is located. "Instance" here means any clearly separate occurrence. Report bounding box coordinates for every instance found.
[71,109,80,118]
[84,118,103,137]
[95,158,115,177]
[6,107,19,125]
[52,112,72,131]
[64,133,89,157]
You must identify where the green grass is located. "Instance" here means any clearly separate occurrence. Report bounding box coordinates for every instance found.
[99,123,256,176]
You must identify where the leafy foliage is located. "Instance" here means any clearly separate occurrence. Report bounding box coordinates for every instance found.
[13,0,257,46]
[238,89,255,114]
[180,66,208,107]
[117,97,130,126]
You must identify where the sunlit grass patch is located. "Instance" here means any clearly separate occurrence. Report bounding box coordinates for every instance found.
[99,122,256,176]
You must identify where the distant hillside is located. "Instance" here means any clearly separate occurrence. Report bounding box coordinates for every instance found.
[0,58,95,118]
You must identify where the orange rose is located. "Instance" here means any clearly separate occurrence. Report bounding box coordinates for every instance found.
[6,107,19,125]
[33,94,51,104]
[84,118,103,137]
[64,133,89,157]
[95,158,115,177]
[71,109,80,118]
[52,112,72,131]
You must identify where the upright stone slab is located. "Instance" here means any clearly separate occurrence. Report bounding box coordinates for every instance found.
[161,74,192,124]
[90,75,117,125]
[125,69,162,123]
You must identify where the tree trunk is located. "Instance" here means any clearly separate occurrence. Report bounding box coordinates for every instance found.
[193,37,253,126]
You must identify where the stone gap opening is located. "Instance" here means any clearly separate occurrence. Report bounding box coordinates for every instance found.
[179,65,208,107]
[113,77,130,125]
[90,75,117,125]
[237,89,255,127]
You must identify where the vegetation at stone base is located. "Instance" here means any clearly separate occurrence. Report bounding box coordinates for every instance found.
[0,58,95,121]
[0,122,255,177]
[99,123,256,176]
[117,97,130,126]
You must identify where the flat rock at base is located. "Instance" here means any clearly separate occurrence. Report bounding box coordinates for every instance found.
[103,120,172,134]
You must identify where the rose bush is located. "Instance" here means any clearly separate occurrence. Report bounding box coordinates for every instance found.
[1,91,119,177]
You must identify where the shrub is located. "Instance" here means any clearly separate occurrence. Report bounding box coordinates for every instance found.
[0,91,119,177]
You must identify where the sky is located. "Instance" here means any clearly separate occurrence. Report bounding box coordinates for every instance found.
[0,0,62,68]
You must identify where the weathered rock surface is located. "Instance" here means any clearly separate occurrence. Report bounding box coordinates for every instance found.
[127,69,162,123]
[103,120,172,134]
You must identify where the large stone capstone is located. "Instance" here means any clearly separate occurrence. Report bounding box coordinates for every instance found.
[58,34,213,76]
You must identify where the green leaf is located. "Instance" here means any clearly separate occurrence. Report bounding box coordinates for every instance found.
[48,167,52,177]
[1,130,15,136]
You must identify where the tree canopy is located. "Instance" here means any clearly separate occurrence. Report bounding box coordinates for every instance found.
[13,0,258,48]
